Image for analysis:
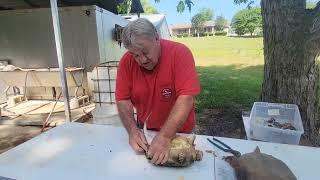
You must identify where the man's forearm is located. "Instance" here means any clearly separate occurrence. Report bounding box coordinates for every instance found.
[117,100,138,134]
[158,95,194,139]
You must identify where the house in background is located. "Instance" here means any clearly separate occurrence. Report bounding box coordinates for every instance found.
[170,21,215,37]
[215,25,231,33]
[171,20,230,37]
[203,21,216,34]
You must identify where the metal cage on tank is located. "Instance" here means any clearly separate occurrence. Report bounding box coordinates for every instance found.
[91,61,121,125]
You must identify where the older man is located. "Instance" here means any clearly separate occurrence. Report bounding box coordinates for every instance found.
[115,18,200,165]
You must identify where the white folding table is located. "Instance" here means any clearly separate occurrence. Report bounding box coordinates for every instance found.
[0,123,319,180]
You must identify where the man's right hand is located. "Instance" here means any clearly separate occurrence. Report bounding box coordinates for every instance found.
[128,127,149,153]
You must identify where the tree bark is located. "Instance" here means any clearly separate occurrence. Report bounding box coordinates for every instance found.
[261,0,320,145]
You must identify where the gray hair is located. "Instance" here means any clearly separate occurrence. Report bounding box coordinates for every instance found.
[122,18,158,49]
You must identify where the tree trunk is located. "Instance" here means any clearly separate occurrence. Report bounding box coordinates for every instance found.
[261,0,320,145]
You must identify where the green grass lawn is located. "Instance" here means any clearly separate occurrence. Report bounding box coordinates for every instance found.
[174,36,264,112]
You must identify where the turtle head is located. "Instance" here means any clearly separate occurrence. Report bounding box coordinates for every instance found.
[187,134,196,145]
[254,146,261,153]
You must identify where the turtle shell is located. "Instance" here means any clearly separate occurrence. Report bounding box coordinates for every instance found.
[147,135,203,167]
[224,147,297,180]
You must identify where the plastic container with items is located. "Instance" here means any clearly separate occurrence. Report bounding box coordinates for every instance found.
[249,102,304,145]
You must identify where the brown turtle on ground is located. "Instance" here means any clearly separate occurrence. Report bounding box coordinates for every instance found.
[224,147,297,180]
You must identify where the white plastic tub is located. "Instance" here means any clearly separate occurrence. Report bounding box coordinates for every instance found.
[249,102,304,145]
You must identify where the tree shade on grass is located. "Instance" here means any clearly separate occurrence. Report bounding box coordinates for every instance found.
[174,36,264,112]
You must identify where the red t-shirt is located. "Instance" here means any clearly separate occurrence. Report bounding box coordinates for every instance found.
[116,39,200,133]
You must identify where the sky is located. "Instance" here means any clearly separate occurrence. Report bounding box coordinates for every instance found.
[149,0,320,25]
[149,0,260,25]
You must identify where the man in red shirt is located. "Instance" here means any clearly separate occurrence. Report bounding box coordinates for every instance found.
[116,18,200,165]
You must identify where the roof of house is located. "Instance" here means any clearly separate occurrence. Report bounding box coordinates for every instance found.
[0,0,144,14]
[171,20,216,29]
[204,20,215,27]
[170,22,192,29]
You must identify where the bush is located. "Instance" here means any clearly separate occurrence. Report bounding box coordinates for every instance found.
[215,31,228,36]
[177,33,189,38]
[182,33,189,37]
[176,34,183,38]
[199,32,206,37]
[204,32,214,36]
[255,30,263,37]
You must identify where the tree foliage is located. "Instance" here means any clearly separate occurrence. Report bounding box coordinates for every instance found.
[155,0,195,13]
[233,0,251,5]
[215,15,229,31]
[176,0,194,13]
[306,1,317,9]
[231,8,262,36]
[117,0,159,14]
[191,13,205,29]
[191,8,214,36]
[141,0,159,14]
[191,8,214,27]
[199,8,214,21]
[118,0,194,14]
[117,0,132,14]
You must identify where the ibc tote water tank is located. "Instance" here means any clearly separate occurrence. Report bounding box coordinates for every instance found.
[91,61,121,126]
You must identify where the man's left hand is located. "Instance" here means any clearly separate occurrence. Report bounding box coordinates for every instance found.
[147,134,171,165]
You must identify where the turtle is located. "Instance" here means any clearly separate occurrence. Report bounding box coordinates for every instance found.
[224,147,297,180]
[159,134,203,167]
[143,121,203,167]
